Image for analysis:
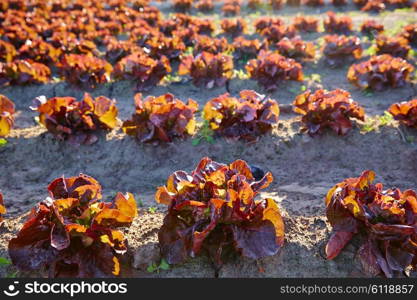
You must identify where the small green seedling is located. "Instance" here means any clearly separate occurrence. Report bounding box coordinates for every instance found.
[361,112,393,133]
[163,73,182,84]
[233,69,249,80]
[147,259,170,273]
[192,120,215,146]
[306,73,321,83]
[0,257,11,266]
[0,257,17,278]
[6,271,18,278]
[0,139,8,147]
[364,46,377,57]
[361,123,375,133]
[148,206,157,213]
[378,111,393,126]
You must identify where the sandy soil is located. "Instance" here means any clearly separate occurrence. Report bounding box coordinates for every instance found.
[0,3,417,278]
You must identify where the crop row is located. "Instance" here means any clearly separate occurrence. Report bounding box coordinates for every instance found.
[0,157,416,278]
[1,0,417,14]
[1,1,416,90]
[2,89,417,144]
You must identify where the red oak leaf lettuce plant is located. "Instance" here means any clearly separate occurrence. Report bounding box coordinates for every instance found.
[179,52,234,89]
[293,16,319,32]
[220,18,247,38]
[122,93,198,143]
[375,35,410,59]
[9,174,138,278]
[323,11,353,34]
[18,39,61,65]
[193,36,234,56]
[0,59,51,86]
[203,90,280,141]
[322,35,362,67]
[347,54,414,91]
[34,93,118,145]
[260,25,296,44]
[388,99,417,128]
[276,37,316,62]
[57,54,113,89]
[360,20,384,37]
[400,24,417,47]
[325,170,417,277]
[233,37,267,61]
[293,89,365,135]
[156,157,285,271]
[254,17,285,34]
[246,50,304,91]
[222,0,241,16]
[113,52,172,91]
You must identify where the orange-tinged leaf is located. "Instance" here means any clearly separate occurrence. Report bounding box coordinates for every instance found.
[210,198,226,210]
[357,170,375,190]
[66,224,87,233]
[94,96,118,129]
[0,193,6,218]
[111,230,125,242]
[228,189,239,204]
[95,208,134,225]
[325,185,338,206]
[0,95,15,137]
[174,200,206,210]
[229,160,254,181]
[326,231,354,260]
[238,181,254,205]
[207,169,227,186]
[176,181,196,193]
[112,256,120,276]
[114,192,138,218]
[262,198,285,245]
[155,186,173,205]
[342,192,364,218]
[185,118,196,135]
[0,117,11,137]
[54,198,79,213]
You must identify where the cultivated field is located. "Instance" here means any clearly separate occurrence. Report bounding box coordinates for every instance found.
[0,0,416,278]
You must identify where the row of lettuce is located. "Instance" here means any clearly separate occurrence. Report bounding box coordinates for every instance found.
[130,0,417,14]
[1,88,417,144]
[0,157,416,278]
